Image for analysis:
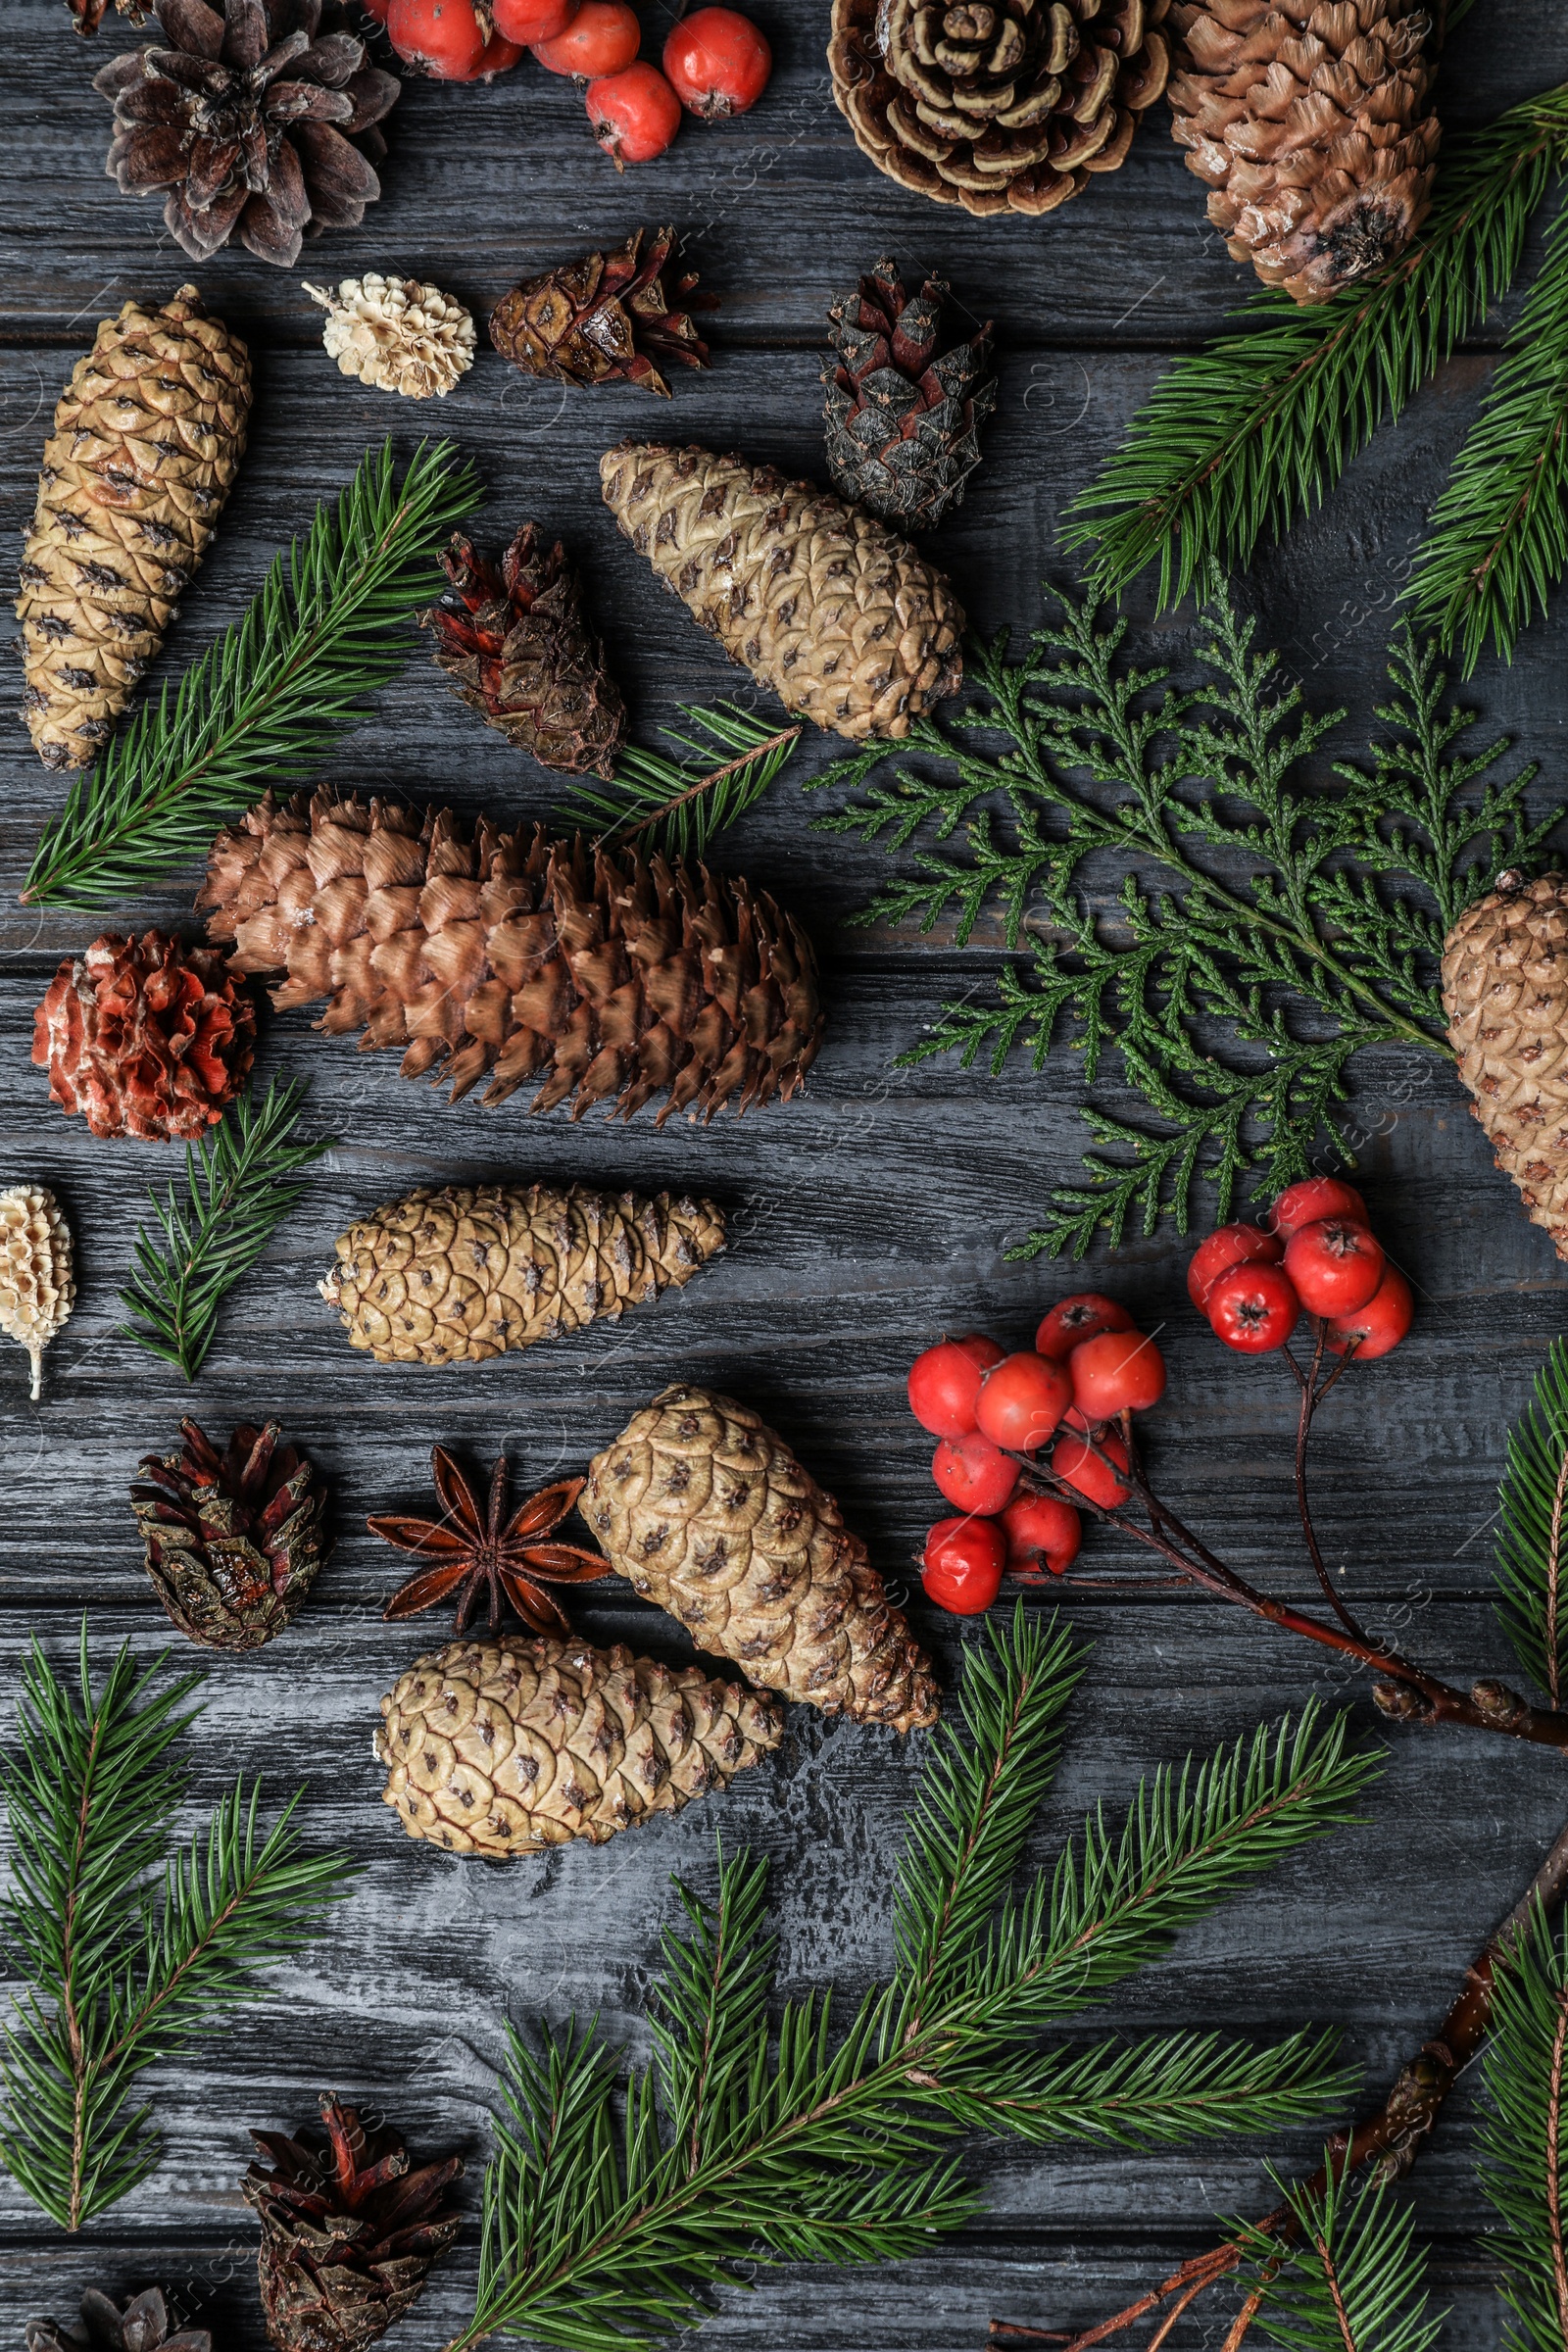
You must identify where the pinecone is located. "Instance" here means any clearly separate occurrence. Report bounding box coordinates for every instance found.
[823,258,997,529]
[243,2092,463,2352]
[829,0,1172,217]
[16,286,251,772]
[321,1182,725,1366]
[131,1417,330,1650]
[68,0,154,30]
[25,2289,209,2352]
[1442,871,1568,1259]
[197,788,824,1122]
[33,930,256,1142]
[94,0,400,270]
[1165,0,1440,303]
[583,1385,941,1734]
[489,225,716,397]
[419,524,626,779]
[600,440,964,742]
[0,1185,76,1401]
[376,1631,783,1855]
[304,273,475,400]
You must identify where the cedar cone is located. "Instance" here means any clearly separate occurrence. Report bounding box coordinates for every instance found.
[131,1417,330,1650]
[419,524,627,779]
[25,2290,209,2352]
[823,256,997,529]
[93,0,400,270]
[32,931,256,1142]
[197,788,824,1123]
[489,225,716,397]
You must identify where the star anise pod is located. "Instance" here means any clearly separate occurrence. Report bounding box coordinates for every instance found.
[370,1447,609,1634]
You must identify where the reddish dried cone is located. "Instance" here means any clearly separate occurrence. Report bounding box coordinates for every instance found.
[131,1418,330,1651]
[32,930,255,1141]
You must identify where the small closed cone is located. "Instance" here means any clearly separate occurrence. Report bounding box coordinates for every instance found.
[1443,871,1568,1258]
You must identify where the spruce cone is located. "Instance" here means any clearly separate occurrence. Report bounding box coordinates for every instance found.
[420,524,626,779]
[1442,872,1568,1259]
[94,0,400,269]
[584,1385,941,1734]
[33,930,256,1142]
[198,788,824,1123]
[376,1631,783,1854]
[489,225,715,396]
[25,2291,209,2352]
[0,1185,76,1402]
[829,0,1172,217]
[305,273,475,400]
[321,1182,725,1365]
[244,2093,463,2352]
[131,1417,330,1649]
[600,440,964,742]
[1166,0,1440,303]
[16,286,250,771]
[823,257,997,529]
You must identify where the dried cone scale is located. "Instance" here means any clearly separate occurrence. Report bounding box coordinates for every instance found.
[16,286,251,770]
[376,1632,783,1855]
[1442,871,1568,1258]
[321,1182,725,1366]
[601,440,964,742]
[1165,0,1440,302]
[584,1385,941,1733]
[198,788,824,1123]
[0,1186,75,1400]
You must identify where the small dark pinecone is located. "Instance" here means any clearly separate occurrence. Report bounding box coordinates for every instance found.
[489,224,716,396]
[25,2290,210,2352]
[244,2092,464,2352]
[419,524,627,779]
[822,258,997,529]
[130,1418,330,1651]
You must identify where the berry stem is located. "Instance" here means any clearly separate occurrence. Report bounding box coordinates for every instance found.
[1285,1330,1375,1645]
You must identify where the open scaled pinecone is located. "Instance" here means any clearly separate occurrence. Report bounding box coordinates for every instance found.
[33,929,256,1141]
[199,788,823,1123]
[25,2291,209,2352]
[305,273,475,400]
[420,523,626,778]
[131,1417,329,1649]
[489,225,715,396]
[94,0,401,269]
[823,257,996,529]
[244,2093,463,2352]
[829,0,1172,217]
[1166,0,1440,302]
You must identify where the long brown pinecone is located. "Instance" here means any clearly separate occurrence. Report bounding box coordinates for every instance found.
[1442,871,1568,1259]
[584,1384,941,1733]
[16,286,250,770]
[197,789,823,1123]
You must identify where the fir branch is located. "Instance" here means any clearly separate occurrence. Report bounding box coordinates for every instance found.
[1480,1903,1568,2352]
[1232,2165,1443,2352]
[556,705,804,859]
[119,1075,335,1381]
[1494,1340,1568,1708]
[23,439,482,911]
[1061,82,1568,607]
[1405,181,1568,674]
[445,1611,1373,2352]
[0,1622,358,2230]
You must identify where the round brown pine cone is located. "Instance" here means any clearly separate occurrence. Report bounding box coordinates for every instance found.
[1443,871,1568,1260]
[131,1418,330,1650]
[828,0,1172,218]
[32,930,256,1142]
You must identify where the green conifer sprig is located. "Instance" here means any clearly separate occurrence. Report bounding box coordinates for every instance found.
[1478,1902,1568,2352]
[1232,2163,1443,2352]
[0,1623,359,2230]
[441,1610,1375,2352]
[1494,1337,1568,1713]
[556,704,804,859]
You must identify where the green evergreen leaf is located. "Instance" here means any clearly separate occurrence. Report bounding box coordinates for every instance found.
[1233,2162,1443,2352]
[1479,1902,1568,2352]
[556,704,805,859]
[1493,1339,1568,1706]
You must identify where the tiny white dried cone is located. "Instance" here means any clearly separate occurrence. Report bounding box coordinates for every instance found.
[303,273,475,400]
[0,1185,75,1399]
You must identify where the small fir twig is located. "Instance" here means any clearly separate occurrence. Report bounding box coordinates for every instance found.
[1494,1336,1568,1709]
[119,1075,336,1381]
[0,1622,359,2230]
[556,703,804,859]
[1478,1901,1568,2352]
[23,439,482,911]
[1229,2164,1443,2352]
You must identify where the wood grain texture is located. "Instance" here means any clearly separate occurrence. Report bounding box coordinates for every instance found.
[3,0,1568,2344]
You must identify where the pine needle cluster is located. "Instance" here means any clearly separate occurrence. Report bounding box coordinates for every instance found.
[0,1623,359,2230]
[808,586,1558,1256]
[1232,2164,1443,2352]
[440,1609,1378,2352]
[558,704,805,859]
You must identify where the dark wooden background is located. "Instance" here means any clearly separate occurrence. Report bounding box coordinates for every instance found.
[4,2,1568,2343]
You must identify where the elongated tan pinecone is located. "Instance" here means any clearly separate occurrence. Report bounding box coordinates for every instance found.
[0,1186,74,1401]
[1166,0,1440,303]
[322,1182,725,1365]
[584,1385,941,1733]
[600,440,964,743]
[1443,872,1568,1258]
[16,286,251,769]
[377,1632,783,1855]
[198,788,824,1122]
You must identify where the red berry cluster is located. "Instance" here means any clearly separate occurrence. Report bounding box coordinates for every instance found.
[1189,1178,1413,1359]
[380,0,770,162]
[906,1296,1167,1618]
